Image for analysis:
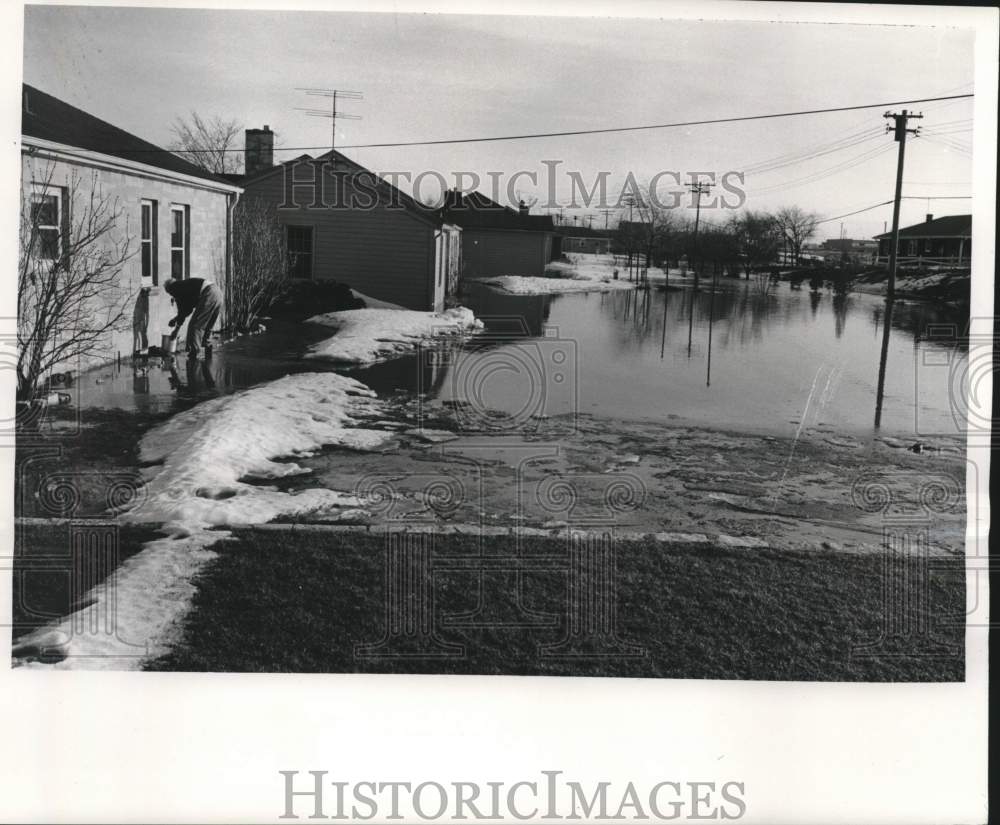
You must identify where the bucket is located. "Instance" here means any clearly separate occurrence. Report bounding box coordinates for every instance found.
[161,334,176,354]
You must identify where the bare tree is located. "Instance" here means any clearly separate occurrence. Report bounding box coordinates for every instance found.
[728,211,782,279]
[170,112,243,175]
[775,206,819,266]
[228,196,289,333]
[18,164,135,402]
[617,184,678,277]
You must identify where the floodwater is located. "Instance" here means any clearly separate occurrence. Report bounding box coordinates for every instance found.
[79,278,968,438]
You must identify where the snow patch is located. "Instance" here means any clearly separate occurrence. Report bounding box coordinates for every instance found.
[306,307,482,364]
[14,372,393,671]
[127,372,391,529]
[483,275,635,295]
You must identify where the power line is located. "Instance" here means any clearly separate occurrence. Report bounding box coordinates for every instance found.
[816,201,893,224]
[87,92,975,157]
[748,142,896,196]
[742,128,884,176]
[336,93,973,149]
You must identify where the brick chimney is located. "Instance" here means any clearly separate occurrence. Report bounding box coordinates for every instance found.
[926,213,934,223]
[245,125,274,177]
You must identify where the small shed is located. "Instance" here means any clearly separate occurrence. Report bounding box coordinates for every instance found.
[443,191,555,279]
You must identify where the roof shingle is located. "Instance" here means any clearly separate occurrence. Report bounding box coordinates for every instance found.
[21,84,235,187]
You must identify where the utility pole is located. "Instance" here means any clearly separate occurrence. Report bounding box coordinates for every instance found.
[688,181,711,290]
[882,109,922,298]
[295,88,363,154]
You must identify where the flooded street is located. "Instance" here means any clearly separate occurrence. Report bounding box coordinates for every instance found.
[82,278,968,439]
[70,276,969,557]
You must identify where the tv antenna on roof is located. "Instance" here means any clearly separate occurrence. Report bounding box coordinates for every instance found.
[295,88,363,153]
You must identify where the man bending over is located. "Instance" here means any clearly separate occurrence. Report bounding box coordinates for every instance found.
[164,277,223,359]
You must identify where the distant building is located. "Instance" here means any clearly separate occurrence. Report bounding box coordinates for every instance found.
[443,191,555,278]
[874,214,971,266]
[556,225,612,255]
[821,238,878,254]
[235,137,460,312]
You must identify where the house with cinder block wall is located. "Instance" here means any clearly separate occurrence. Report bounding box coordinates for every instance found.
[20,84,241,374]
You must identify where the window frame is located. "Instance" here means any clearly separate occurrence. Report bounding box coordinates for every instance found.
[285,224,315,280]
[141,199,159,285]
[30,183,64,263]
[170,204,190,279]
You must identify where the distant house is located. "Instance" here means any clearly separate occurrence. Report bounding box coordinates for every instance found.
[557,225,612,255]
[874,214,971,266]
[443,191,555,278]
[20,84,242,369]
[235,131,460,312]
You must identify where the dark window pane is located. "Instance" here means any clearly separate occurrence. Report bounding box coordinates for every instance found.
[32,195,58,227]
[38,228,59,259]
[141,204,151,240]
[141,244,152,278]
[172,210,184,247]
[172,249,184,279]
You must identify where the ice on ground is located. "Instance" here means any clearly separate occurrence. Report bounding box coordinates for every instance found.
[13,372,394,671]
[483,275,635,295]
[306,307,482,364]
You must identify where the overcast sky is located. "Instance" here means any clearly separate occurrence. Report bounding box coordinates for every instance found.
[23,6,975,239]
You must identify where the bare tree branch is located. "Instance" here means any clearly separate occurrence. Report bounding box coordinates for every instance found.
[18,161,135,401]
[170,111,243,175]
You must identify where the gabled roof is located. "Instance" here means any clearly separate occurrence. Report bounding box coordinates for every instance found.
[21,84,236,187]
[238,148,447,227]
[874,214,972,240]
[443,191,554,232]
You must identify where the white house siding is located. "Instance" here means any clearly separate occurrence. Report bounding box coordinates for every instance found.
[20,150,234,374]
[461,229,551,278]
[243,165,444,311]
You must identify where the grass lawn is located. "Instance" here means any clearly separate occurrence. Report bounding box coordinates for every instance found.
[146,530,964,680]
[11,522,165,642]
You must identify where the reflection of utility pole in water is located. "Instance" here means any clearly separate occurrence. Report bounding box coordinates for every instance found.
[706,271,717,386]
[660,288,670,359]
[686,288,695,358]
[874,298,895,427]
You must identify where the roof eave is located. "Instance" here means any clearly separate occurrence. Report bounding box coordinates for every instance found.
[22,136,243,194]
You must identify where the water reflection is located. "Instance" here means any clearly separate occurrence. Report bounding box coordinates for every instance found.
[80,279,968,438]
[458,279,968,436]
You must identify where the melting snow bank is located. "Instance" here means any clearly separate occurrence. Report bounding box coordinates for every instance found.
[482,275,636,295]
[13,373,393,670]
[306,307,482,364]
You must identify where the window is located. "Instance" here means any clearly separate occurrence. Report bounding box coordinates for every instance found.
[141,199,158,284]
[170,204,189,279]
[30,185,63,261]
[286,225,314,279]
